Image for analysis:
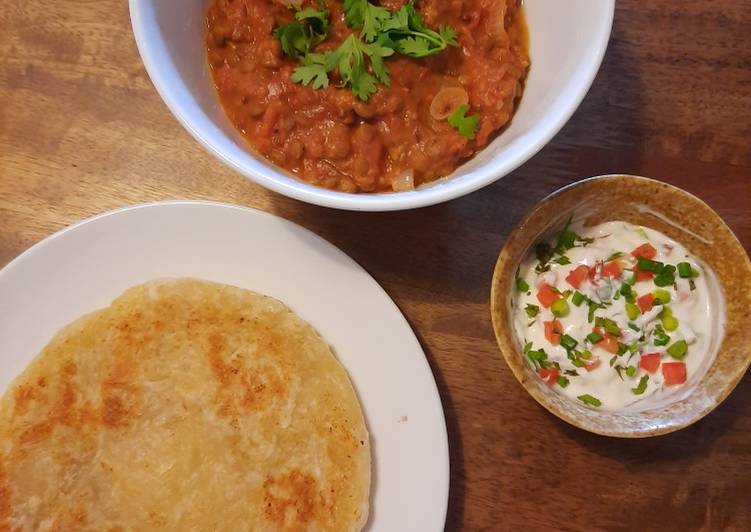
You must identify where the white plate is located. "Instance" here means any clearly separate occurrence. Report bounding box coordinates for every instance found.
[0,201,449,531]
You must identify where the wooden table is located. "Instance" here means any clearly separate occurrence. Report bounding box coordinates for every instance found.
[1,1,750,530]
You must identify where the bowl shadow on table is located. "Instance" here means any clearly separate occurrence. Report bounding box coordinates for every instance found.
[549,374,749,460]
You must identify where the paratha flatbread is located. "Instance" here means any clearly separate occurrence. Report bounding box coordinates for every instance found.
[0,279,370,531]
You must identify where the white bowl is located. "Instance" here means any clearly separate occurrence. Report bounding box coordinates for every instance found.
[129,0,614,211]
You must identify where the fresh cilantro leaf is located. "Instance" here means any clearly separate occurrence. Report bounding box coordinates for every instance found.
[447,104,479,139]
[291,53,330,90]
[439,25,459,47]
[274,22,312,59]
[343,0,391,42]
[295,0,330,39]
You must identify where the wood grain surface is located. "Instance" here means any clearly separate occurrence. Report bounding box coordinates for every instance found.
[1,1,750,530]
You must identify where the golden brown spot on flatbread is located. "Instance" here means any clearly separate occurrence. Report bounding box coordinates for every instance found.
[208,332,286,420]
[263,470,323,531]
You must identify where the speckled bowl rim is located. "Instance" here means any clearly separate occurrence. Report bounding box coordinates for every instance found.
[490,174,751,437]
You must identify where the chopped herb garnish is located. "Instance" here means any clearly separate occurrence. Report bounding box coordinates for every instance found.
[616,342,628,356]
[556,376,570,388]
[578,394,602,407]
[564,369,580,377]
[571,291,586,307]
[610,356,618,368]
[586,332,603,344]
[628,321,640,332]
[632,375,649,394]
[606,251,624,261]
[652,324,671,346]
[560,334,578,351]
[516,277,530,293]
[580,350,592,360]
[625,365,637,377]
[447,105,480,140]
[523,341,533,353]
[689,279,697,291]
[571,358,586,368]
[554,256,571,265]
[551,298,570,318]
[667,339,688,359]
[282,0,458,101]
[628,342,640,354]
[677,261,698,278]
[595,317,621,337]
[524,304,539,319]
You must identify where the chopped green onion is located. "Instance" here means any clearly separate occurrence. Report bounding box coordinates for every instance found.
[551,298,570,318]
[571,358,585,368]
[580,350,592,360]
[609,355,618,367]
[595,317,621,336]
[654,264,676,287]
[653,289,671,305]
[677,261,698,278]
[626,302,641,321]
[628,342,639,354]
[571,291,585,307]
[625,365,637,377]
[523,341,533,353]
[516,277,530,292]
[527,348,548,368]
[587,300,603,323]
[626,271,638,285]
[689,279,697,291]
[635,227,649,239]
[564,369,579,376]
[554,256,571,265]
[659,307,679,332]
[638,258,663,272]
[628,322,640,332]
[632,375,649,395]
[525,304,539,319]
[556,376,570,388]
[617,343,628,356]
[561,334,578,350]
[586,332,603,344]
[667,339,688,359]
[578,394,602,407]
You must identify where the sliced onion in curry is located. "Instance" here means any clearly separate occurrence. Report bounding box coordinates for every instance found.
[391,169,415,192]
[429,87,469,120]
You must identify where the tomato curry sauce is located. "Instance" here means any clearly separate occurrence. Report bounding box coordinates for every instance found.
[206,0,529,193]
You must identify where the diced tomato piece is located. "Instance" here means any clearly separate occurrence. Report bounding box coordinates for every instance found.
[637,293,655,313]
[601,260,624,279]
[634,266,654,282]
[537,367,560,387]
[584,359,601,372]
[639,352,661,374]
[662,362,687,386]
[537,284,559,308]
[596,336,620,354]
[544,320,564,345]
[632,243,657,260]
[565,265,590,289]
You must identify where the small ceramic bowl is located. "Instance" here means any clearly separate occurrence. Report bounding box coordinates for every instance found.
[490,174,751,437]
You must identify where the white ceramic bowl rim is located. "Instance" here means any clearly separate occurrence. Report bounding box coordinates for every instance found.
[129,1,615,211]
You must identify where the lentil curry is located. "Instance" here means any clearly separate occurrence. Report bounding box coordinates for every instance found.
[206,0,529,193]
